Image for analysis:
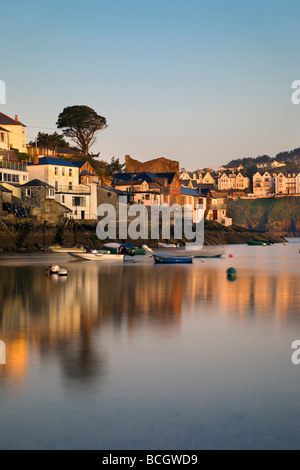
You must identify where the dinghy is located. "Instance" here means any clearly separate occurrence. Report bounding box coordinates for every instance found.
[246,240,271,246]
[153,253,193,264]
[68,250,124,262]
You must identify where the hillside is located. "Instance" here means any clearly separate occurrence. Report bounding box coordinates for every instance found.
[227,197,300,236]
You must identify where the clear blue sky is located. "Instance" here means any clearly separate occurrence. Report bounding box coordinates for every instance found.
[1,0,300,170]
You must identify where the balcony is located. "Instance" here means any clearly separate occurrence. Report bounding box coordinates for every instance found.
[208,204,227,210]
[0,160,27,171]
[55,185,91,195]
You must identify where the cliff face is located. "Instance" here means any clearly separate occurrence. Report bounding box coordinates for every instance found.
[227,197,300,236]
[125,155,179,173]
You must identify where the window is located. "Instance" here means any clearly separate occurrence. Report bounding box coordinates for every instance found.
[62,195,65,204]
[55,167,58,176]
[62,168,65,176]
[0,133,4,142]
[55,181,58,191]
[72,197,86,206]
[23,175,27,182]
[69,169,72,177]
[46,188,55,198]
[25,188,31,197]
[69,182,73,191]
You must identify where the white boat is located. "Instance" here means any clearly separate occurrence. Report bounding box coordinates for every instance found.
[158,242,180,248]
[157,246,225,258]
[187,247,225,258]
[49,245,86,253]
[68,250,124,262]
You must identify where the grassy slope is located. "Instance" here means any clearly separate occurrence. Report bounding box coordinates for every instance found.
[227,197,300,235]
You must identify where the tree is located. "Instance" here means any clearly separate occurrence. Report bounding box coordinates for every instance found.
[106,157,125,176]
[56,105,107,156]
[28,132,70,149]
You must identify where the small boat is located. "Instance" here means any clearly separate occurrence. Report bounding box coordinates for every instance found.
[158,242,180,248]
[103,242,146,256]
[246,240,271,246]
[49,245,86,253]
[153,253,193,264]
[68,250,124,262]
[183,247,225,258]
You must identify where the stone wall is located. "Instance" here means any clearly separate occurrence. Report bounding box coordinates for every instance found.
[125,155,179,174]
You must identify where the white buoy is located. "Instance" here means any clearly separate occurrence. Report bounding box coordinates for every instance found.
[58,268,68,276]
[49,265,60,274]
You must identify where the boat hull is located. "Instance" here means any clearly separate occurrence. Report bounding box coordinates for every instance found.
[49,245,86,253]
[103,243,146,256]
[246,240,271,246]
[68,252,124,262]
[153,254,193,264]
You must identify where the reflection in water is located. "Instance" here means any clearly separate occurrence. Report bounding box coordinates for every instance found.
[0,254,300,386]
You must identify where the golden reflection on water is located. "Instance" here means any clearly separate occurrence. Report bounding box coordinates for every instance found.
[0,254,300,384]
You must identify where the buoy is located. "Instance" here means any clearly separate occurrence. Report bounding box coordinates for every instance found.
[58,268,68,276]
[49,265,60,274]
[229,254,234,258]
[227,267,237,278]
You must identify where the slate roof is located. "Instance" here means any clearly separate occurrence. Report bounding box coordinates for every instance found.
[22,179,55,188]
[27,157,76,167]
[0,112,26,127]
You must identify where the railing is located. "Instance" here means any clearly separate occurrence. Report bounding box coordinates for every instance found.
[55,185,91,195]
[208,204,227,210]
[0,160,27,171]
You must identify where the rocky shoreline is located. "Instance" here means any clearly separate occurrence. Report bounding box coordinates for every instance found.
[0,219,287,252]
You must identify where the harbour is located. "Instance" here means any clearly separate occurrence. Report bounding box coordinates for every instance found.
[0,241,300,449]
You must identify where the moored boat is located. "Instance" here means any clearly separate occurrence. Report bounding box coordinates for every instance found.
[246,240,271,246]
[153,253,193,264]
[103,242,146,256]
[158,242,180,248]
[49,245,86,253]
[68,250,124,262]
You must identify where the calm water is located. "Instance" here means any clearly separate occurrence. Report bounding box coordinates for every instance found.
[0,241,300,450]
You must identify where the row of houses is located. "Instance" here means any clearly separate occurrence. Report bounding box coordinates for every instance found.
[0,148,232,226]
[180,168,300,196]
[111,172,232,226]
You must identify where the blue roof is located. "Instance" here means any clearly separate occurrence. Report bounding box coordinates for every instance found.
[71,161,89,168]
[180,187,200,196]
[113,172,156,184]
[112,171,177,185]
[27,157,76,167]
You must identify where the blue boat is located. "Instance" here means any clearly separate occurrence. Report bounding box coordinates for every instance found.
[153,253,193,264]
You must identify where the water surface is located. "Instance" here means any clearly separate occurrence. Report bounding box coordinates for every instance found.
[0,241,300,450]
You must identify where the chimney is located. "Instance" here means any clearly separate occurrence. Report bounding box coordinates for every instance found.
[15,115,18,122]
[34,152,39,165]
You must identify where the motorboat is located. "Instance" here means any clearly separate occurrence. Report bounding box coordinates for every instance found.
[103,242,146,256]
[49,245,86,253]
[68,249,124,262]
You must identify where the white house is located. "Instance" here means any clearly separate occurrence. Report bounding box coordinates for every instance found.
[0,113,26,153]
[275,172,299,195]
[253,172,274,196]
[27,156,98,219]
[0,150,28,198]
[218,171,250,191]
